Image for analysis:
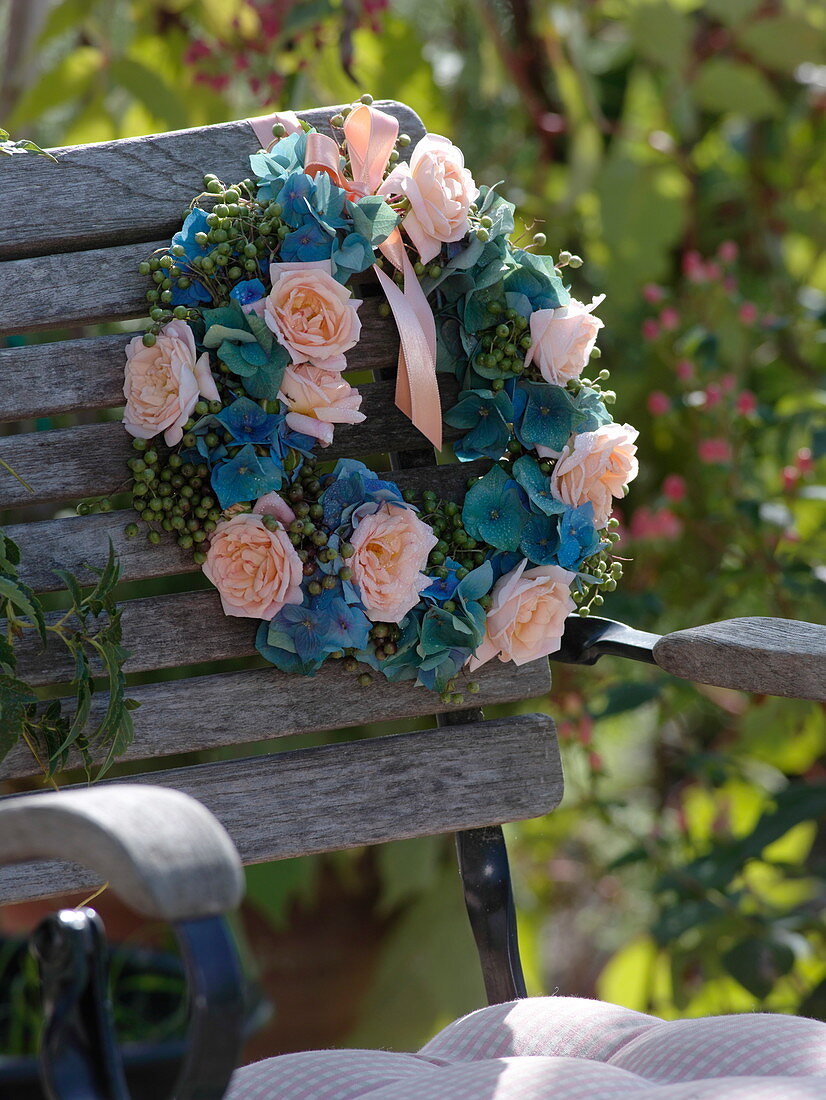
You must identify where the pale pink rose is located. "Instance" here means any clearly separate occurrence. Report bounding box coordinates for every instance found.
[380,134,478,263]
[253,492,296,527]
[264,259,362,370]
[551,424,640,528]
[123,320,219,446]
[468,560,576,670]
[202,513,303,619]
[523,295,605,386]
[278,362,365,446]
[349,503,438,622]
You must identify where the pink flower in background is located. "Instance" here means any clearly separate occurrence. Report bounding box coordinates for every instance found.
[642,318,659,342]
[380,133,478,263]
[278,362,365,446]
[643,283,664,303]
[631,507,682,541]
[676,358,695,381]
[253,492,296,527]
[782,466,800,492]
[705,384,722,408]
[202,513,303,620]
[265,259,362,370]
[468,559,576,669]
[683,250,705,281]
[523,295,605,386]
[123,320,219,446]
[724,276,738,293]
[718,240,738,263]
[736,391,758,415]
[663,474,687,502]
[720,373,736,393]
[659,306,680,331]
[739,301,758,324]
[350,503,437,622]
[647,391,671,417]
[796,447,813,475]
[705,262,721,281]
[698,438,732,464]
[551,423,640,528]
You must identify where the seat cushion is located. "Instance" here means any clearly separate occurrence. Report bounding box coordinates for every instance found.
[227,996,826,1099]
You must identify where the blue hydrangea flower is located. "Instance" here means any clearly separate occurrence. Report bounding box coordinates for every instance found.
[462,464,530,552]
[520,512,560,566]
[319,459,406,532]
[280,220,334,262]
[512,381,586,453]
[504,248,570,311]
[215,396,281,445]
[304,172,350,233]
[512,454,567,516]
[557,503,601,570]
[422,557,464,604]
[229,278,266,309]
[311,592,371,651]
[169,208,213,306]
[210,443,283,509]
[444,389,514,462]
[275,172,317,226]
[250,132,309,200]
[265,602,337,667]
[331,233,376,282]
[255,621,322,675]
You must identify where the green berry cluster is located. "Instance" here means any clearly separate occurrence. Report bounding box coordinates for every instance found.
[123,422,222,561]
[411,487,490,586]
[137,174,287,345]
[475,301,532,383]
[572,521,625,617]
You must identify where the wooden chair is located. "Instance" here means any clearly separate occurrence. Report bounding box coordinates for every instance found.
[1,101,824,1100]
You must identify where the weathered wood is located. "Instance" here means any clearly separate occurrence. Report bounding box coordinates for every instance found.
[6,461,488,588]
[0,713,562,904]
[1,101,426,262]
[0,304,456,424]
[0,786,244,919]
[0,380,461,509]
[653,617,826,701]
[0,648,550,781]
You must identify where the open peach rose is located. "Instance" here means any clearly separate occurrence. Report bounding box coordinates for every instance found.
[123,320,219,446]
[202,512,303,620]
[380,134,478,264]
[264,259,362,370]
[468,560,576,670]
[350,503,438,622]
[524,295,605,386]
[551,424,639,528]
[278,362,365,446]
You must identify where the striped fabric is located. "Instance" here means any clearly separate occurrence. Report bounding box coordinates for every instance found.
[227,996,826,1099]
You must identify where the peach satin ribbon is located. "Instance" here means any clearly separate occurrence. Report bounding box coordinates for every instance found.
[247,106,442,451]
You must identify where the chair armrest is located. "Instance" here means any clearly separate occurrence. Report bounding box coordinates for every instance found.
[0,785,244,921]
[554,615,826,701]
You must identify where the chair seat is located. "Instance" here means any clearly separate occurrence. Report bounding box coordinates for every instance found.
[227,996,826,1099]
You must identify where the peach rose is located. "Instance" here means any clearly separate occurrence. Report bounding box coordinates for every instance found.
[123,320,219,446]
[380,134,478,264]
[469,560,576,670]
[551,423,639,528]
[264,259,362,370]
[524,295,605,386]
[278,362,365,446]
[202,512,303,620]
[350,503,438,622]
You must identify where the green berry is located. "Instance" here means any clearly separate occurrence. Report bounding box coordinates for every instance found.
[142,333,156,348]
[125,523,139,538]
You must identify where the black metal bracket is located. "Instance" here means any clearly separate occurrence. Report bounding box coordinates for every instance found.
[30,907,246,1100]
[552,614,660,666]
[455,825,527,1005]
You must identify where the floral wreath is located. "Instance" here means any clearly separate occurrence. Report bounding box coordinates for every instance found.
[119,96,639,702]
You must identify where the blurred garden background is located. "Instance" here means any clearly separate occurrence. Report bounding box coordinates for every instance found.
[1,0,825,1059]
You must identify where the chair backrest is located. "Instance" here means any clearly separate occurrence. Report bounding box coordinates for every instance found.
[0,101,562,906]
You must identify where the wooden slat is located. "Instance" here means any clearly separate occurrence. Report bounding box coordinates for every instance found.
[7,461,488,591]
[1,646,550,781]
[0,379,461,509]
[0,713,562,903]
[1,101,426,262]
[0,302,451,424]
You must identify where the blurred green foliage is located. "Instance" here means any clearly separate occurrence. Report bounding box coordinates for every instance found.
[2,0,824,1051]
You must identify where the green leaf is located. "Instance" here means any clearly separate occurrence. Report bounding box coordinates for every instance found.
[350,195,399,246]
[736,16,825,74]
[723,936,795,1000]
[9,47,103,127]
[204,324,258,349]
[38,0,96,44]
[0,576,47,644]
[0,675,37,764]
[108,57,188,130]
[0,532,21,572]
[83,540,120,608]
[692,60,783,119]
[629,2,690,71]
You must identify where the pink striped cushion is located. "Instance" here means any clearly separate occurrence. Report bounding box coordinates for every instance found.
[227,996,826,1099]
